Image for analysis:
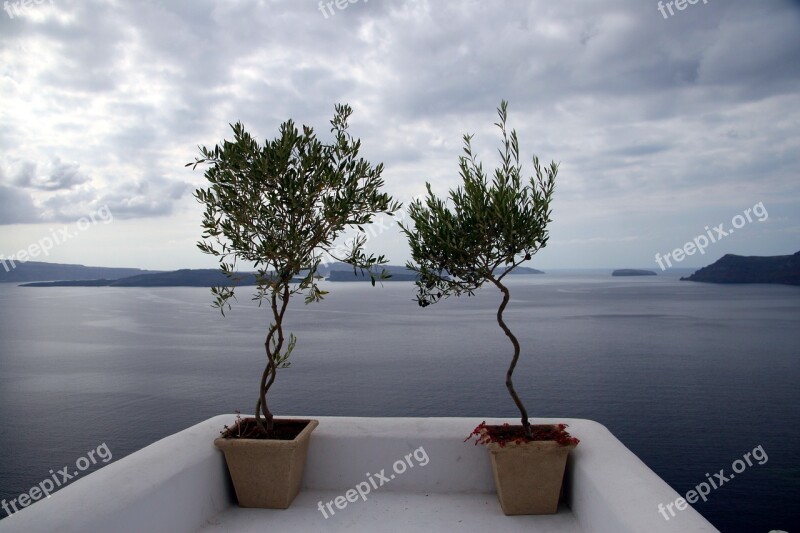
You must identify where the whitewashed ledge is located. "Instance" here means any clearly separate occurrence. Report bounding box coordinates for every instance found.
[0,416,718,533]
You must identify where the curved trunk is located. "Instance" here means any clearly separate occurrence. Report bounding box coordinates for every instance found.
[255,350,277,433]
[255,325,278,435]
[491,277,532,439]
[254,283,291,436]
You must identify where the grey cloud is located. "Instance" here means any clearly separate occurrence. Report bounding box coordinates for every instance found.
[608,144,670,157]
[1,0,798,263]
[0,186,39,224]
[39,176,190,221]
[7,157,89,191]
[697,5,800,97]
[96,177,189,219]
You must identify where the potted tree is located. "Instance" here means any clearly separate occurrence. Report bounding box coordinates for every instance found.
[189,104,400,509]
[400,101,578,515]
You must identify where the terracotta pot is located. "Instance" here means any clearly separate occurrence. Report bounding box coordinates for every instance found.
[214,418,318,509]
[485,436,575,515]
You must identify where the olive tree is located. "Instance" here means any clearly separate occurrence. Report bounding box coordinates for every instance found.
[400,101,557,439]
[190,104,400,435]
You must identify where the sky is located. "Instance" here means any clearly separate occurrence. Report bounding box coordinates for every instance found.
[1,0,799,271]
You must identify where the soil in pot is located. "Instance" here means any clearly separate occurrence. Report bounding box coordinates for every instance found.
[221,417,312,440]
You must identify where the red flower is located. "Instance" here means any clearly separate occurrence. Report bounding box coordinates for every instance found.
[465,421,580,447]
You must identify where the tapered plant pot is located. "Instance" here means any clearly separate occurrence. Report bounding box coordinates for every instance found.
[486,438,575,514]
[214,418,318,509]
[475,423,578,515]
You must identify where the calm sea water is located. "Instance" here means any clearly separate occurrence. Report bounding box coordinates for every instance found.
[0,274,798,531]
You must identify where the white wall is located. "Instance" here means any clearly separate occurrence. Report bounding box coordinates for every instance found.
[0,416,718,533]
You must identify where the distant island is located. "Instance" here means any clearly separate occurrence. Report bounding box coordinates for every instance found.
[8,260,546,287]
[681,251,800,285]
[21,269,264,288]
[0,261,156,283]
[504,266,545,275]
[328,264,544,282]
[10,262,411,287]
[612,269,657,277]
[327,269,418,282]
[318,263,417,282]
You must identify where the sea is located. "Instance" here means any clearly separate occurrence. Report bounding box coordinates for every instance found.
[0,273,798,532]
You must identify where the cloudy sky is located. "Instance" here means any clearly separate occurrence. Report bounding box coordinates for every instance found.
[1,0,798,271]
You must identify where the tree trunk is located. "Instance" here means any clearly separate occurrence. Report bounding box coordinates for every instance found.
[254,283,290,436]
[491,277,532,439]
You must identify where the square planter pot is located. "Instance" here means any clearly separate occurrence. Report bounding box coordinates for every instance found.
[214,418,319,509]
[485,434,576,515]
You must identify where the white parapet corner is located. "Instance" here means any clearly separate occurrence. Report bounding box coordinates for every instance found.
[0,416,718,533]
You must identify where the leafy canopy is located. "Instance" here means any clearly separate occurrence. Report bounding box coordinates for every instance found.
[401,100,557,305]
[191,103,401,312]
